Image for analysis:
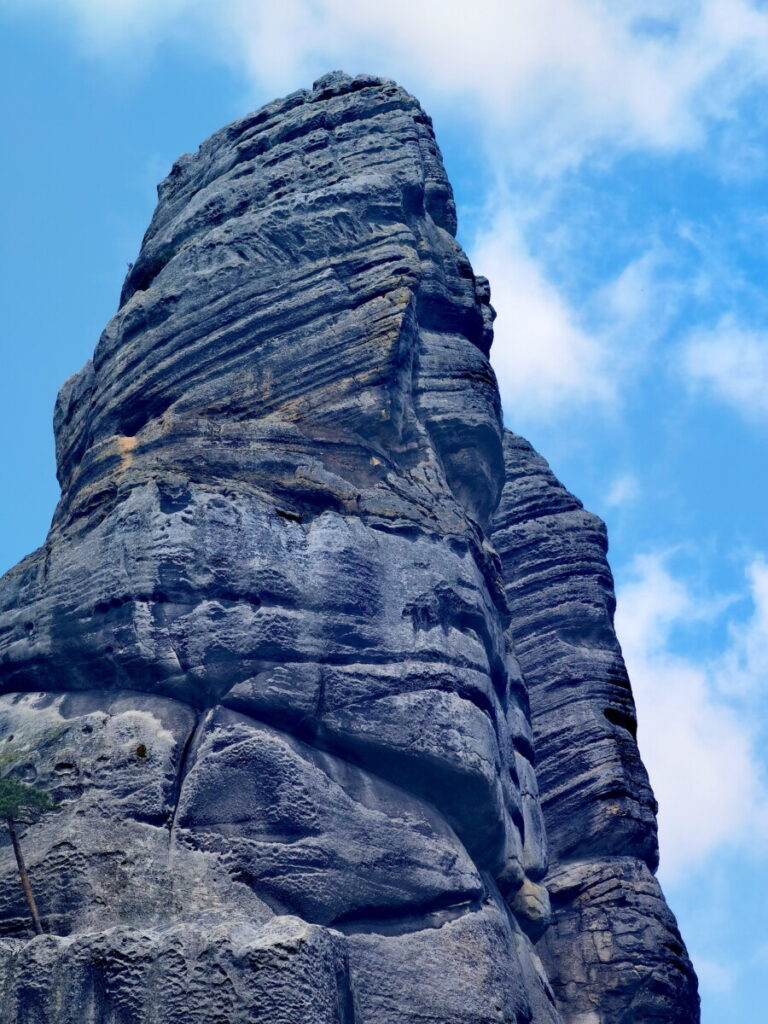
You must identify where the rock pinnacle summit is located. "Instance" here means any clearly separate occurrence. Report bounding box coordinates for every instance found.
[0,72,699,1023]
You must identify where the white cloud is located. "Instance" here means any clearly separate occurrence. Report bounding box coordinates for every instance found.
[690,953,738,994]
[681,319,768,421]
[598,247,682,341]
[719,558,768,696]
[615,552,768,882]
[5,0,191,46]
[605,473,640,507]
[6,0,764,422]
[471,214,614,417]
[472,218,684,419]
[593,243,686,368]
[6,0,768,172]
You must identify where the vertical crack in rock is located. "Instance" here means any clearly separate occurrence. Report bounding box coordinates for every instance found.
[0,71,697,1023]
[167,707,207,847]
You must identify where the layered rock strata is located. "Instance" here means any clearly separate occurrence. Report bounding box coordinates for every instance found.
[491,433,699,1022]
[0,72,697,1023]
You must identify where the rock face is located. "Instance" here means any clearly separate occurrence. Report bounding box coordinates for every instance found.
[0,72,697,1023]
[491,434,699,1022]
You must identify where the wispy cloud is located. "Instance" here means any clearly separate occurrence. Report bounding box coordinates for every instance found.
[471,213,614,417]
[689,938,768,997]
[615,552,768,882]
[7,0,768,173]
[7,0,766,423]
[472,215,685,419]
[690,953,738,994]
[681,318,768,421]
[719,558,768,695]
[605,472,640,507]
[596,246,684,346]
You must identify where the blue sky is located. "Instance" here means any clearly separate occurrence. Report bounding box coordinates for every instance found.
[1,2,767,1018]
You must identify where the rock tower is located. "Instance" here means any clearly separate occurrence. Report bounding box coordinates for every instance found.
[0,72,698,1024]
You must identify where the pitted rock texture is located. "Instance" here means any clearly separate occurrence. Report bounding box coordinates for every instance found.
[491,432,699,1023]
[0,72,696,1023]
[0,918,355,1024]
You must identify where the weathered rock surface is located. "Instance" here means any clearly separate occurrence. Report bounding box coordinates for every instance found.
[0,72,696,1022]
[492,432,699,1023]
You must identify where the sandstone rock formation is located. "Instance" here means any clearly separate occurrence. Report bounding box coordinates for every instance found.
[0,72,698,1023]
[491,433,699,1022]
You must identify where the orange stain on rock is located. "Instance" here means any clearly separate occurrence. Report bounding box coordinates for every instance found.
[116,435,137,473]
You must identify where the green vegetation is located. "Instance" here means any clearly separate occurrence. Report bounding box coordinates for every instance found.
[0,776,57,935]
[0,777,56,819]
